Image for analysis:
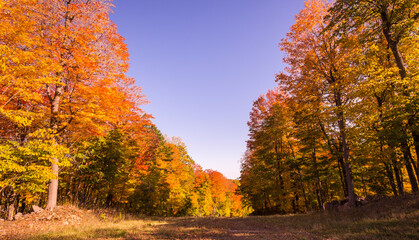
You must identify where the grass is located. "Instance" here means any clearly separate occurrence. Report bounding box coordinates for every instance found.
[31,219,165,240]
[3,193,419,240]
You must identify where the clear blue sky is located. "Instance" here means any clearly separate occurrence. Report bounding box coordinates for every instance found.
[110,0,305,179]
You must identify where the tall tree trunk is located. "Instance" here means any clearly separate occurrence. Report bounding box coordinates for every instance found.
[381,11,419,174]
[380,11,407,80]
[297,167,309,212]
[293,183,300,213]
[275,138,286,199]
[45,0,75,210]
[45,85,63,211]
[289,143,310,212]
[380,142,398,196]
[279,174,285,198]
[412,131,419,163]
[393,158,404,195]
[312,148,323,208]
[46,163,59,210]
[410,153,419,183]
[412,131,419,172]
[323,180,330,202]
[337,156,348,197]
[318,121,348,197]
[401,142,419,192]
[335,91,356,207]
[384,162,398,196]
[315,188,322,210]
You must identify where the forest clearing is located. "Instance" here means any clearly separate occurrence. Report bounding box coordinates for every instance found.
[1,193,418,240]
[1,0,419,239]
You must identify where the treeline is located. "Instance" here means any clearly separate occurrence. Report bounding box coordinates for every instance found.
[240,0,418,214]
[0,0,249,220]
[58,127,249,217]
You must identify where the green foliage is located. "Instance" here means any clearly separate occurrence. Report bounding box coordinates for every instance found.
[57,126,247,217]
[0,131,70,204]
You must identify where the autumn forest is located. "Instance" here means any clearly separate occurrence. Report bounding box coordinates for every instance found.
[1,0,418,230]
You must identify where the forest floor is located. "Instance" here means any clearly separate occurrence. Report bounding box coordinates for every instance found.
[1,193,418,240]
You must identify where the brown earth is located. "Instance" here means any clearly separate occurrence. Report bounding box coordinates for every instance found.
[0,205,89,239]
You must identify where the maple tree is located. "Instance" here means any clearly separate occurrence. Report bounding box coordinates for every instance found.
[5,0,145,210]
[0,0,62,219]
[240,0,418,214]
[277,0,359,207]
[2,0,145,218]
[35,0,145,210]
[190,165,214,216]
[328,0,419,191]
[4,0,417,221]
[0,0,250,220]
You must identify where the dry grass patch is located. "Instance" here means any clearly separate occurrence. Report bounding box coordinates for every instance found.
[1,193,418,240]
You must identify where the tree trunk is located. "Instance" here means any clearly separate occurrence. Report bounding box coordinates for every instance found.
[289,142,310,212]
[337,156,348,197]
[384,162,398,196]
[66,176,74,204]
[380,11,407,80]
[323,180,330,202]
[410,154,419,184]
[298,168,309,212]
[339,125,356,206]
[46,163,59,210]
[19,197,26,213]
[312,148,323,208]
[412,131,419,171]
[393,158,404,195]
[401,136,419,182]
[279,174,285,198]
[45,84,63,211]
[401,143,419,192]
[5,187,16,221]
[334,91,356,207]
[381,10,419,175]
[274,137,286,199]
[293,185,299,213]
[380,142,398,196]
[318,120,348,197]
[7,204,15,221]
[105,193,113,208]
